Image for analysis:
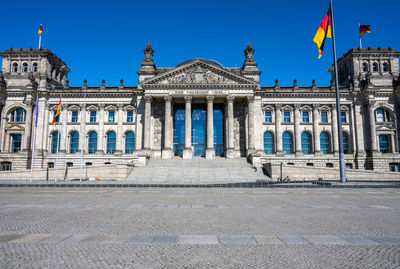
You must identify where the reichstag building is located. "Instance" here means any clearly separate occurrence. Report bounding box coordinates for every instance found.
[0,43,399,172]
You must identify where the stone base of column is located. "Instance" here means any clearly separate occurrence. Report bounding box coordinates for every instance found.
[162,148,173,159]
[333,151,339,157]
[370,150,381,157]
[246,148,256,156]
[226,149,238,159]
[19,150,29,156]
[140,149,152,158]
[295,151,304,157]
[205,148,215,159]
[314,151,322,157]
[276,150,284,157]
[114,150,123,156]
[183,148,193,159]
[356,150,367,157]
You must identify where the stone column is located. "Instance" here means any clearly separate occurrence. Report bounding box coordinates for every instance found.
[59,104,68,153]
[22,99,34,152]
[98,104,105,154]
[294,104,302,156]
[331,104,339,155]
[42,105,50,154]
[349,103,356,154]
[367,100,378,153]
[205,96,215,159]
[226,96,236,158]
[313,104,321,156]
[0,106,7,152]
[275,104,283,155]
[143,96,152,153]
[116,104,123,155]
[162,96,173,159]
[80,104,86,154]
[183,96,193,159]
[247,96,255,155]
[353,100,366,156]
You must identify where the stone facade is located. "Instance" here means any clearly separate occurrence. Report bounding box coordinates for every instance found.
[0,44,399,173]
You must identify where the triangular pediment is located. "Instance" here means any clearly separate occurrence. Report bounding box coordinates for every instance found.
[142,59,256,86]
[6,123,25,131]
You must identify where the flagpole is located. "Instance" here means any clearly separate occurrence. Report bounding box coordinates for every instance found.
[29,96,39,183]
[358,23,362,48]
[38,35,42,49]
[54,99,61,183]
[330,0,346,183]
[79,92,86,184]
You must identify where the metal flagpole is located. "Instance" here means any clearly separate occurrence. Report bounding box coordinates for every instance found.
[79,92,86,184]
[359,23,362,48]
[54,99,61,183]
[29,96,39,183]
[330,0,346,183]
[38,35,42,49]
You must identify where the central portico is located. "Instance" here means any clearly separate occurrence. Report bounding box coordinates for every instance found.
[137,44,261,159]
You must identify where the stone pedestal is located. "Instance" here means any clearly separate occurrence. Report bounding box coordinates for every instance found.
[205,148,215,159]
[162,148,173,159]
[183,148,193,159]
[226,149,238,159]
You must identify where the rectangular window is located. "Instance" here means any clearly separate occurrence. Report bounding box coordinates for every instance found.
[90,111,96,122]
[11,134,22,153]
[265,111,272,123]
[340,111,347,123]
[127,111,134,123]
[283,111,291,123]
[321,111,328,123]
[1,162,11,171]
[108,111,115,122]
[379,134,391,153]
[71,111,78,123]
[302,111,309,123]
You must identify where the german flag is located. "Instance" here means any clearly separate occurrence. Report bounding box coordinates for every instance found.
[360,25,371,37]
[313,4,333,59]
[52,99,61,126]
[38,25,43,36]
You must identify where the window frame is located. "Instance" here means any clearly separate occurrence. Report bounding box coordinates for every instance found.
[263,131,274,154]
[340,111,347,123]
[282,131,293,154]
[125,131,135,154]
[88,131,98,154]
[283,111,291,123]
[106,131,116,154]
[127,111,134,123]
[265,111,272,123]
[71,111,78,123]
[90,111,97,123]
[69,131,79,154]
[320,132,331,154]
[302,111,309,123]
[108,111,115,123]
[301,131,312,154]
[320,111,328,123]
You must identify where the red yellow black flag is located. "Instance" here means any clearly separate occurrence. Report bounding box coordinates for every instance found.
[52,99,61,126]
[359,25,371,37]
[313,4,333,59]
[38,25,43,36]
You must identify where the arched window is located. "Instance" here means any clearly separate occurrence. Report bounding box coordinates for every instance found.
[362,62,368,72]
[263,131,274,154]
[301,132,312,154]
[342,131,350,153]
[10,108,26,122]
[282,131,293,154]
[125,131,135,154]
[372,63,378,72]
[320,132,331,154]
[12,63,18,73]
[106,131,116,153]
[22,63,28,72]
[379,134,391,153]
[88,131,97,154]
[32,62,38,72]
[375,108,391,122]
[383,62,389,72]
[51,131,60,154]
[69,131,79,154]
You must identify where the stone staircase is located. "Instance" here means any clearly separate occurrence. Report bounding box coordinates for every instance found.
[125,157,270,184]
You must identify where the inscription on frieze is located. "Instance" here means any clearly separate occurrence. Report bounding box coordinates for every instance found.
[169,90,228,96]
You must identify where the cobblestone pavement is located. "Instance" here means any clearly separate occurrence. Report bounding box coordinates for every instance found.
[0,188,399,268]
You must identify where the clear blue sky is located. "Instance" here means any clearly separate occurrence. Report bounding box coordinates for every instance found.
[1,0,399,87]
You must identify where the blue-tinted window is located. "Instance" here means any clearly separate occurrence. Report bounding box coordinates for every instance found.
[71,111,78,123]
[12,63,18,73]
[321,111,328,123]
[340,111,347,123]
[22,63,28,72]
[88,131,97,154]
[320,132,330,154]
[282,131,293,154]
[33,63,38,72]
[69,131,79,153]
[106,131,116,153]
[213,108,224,157]
[51,131,60,154]
[11,134,22,153]
[108,111,115,123]
[342,131,349,153]
[283,111,291,123]
[376,108,390,122]
[301,132,312,154]
[90,111,96,122]
[372,63,378,72]
[302,111,309,123]
[263,131,274,154]
[379,135,390,153]
[173,108,185,156]
[127,111,134,122]
[265,111,272,123]
[192,108,206,157]
[10,108,26,122]
[125,131,135,154]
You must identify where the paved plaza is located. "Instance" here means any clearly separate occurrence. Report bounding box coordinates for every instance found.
[0,188,399,268]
